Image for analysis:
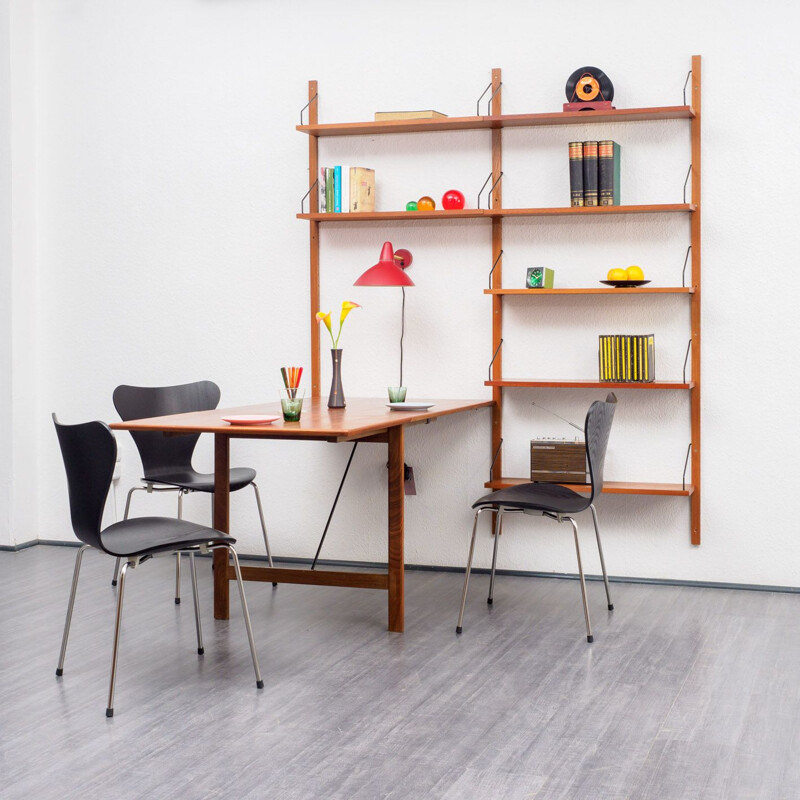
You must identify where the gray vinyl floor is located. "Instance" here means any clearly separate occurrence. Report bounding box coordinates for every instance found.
[2,546,800,800]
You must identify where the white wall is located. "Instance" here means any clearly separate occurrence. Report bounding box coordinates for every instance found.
[17,0,800,584]
[0,0,37,548]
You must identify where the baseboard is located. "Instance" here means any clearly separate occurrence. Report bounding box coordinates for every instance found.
[9,542,800,595]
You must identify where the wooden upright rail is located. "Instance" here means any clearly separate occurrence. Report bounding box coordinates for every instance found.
[490,68,503,487]
[307,81,321,397]
[690,55,702,544]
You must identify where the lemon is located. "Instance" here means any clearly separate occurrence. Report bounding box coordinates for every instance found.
[607,268,627,281]
[626,265,645,280]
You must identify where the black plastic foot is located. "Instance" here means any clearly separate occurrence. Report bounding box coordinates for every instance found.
[105,708,114,717]
[55,668,63,677]
[272,582,278,588]
[174,597,180,605]
[608,603,614,610]
[256,680,264,689]
[587,635,594,643]
[197,647,204,655]
[456,626,463,635]
[487,597,493,605]
[111,580,117,587]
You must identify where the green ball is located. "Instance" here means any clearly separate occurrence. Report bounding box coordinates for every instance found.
[405,201,418,211]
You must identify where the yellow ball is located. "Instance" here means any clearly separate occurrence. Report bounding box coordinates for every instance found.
[607,268,627,281]
[626,265,645,280]
[417,196,436,211]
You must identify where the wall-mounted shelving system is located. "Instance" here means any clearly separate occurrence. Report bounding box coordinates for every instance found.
[297,55,702,543]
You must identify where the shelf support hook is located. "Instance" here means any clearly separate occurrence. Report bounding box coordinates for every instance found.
[489,439,503,483]
[300,178,320,214]
[682,338,692,384]
[476,81,502,117]
[683,164,693,204]
[488,339,503,381]
[682,442,692,492]
[478,171,504,210]
[488,250,504,289]
[682,69,693,106]
[681,245,692,288]
[300,93,319,126]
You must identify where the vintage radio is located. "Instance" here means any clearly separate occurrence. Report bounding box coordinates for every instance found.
[530,438,588,484]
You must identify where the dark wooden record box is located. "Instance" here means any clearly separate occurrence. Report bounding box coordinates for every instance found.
[530,439,588,484]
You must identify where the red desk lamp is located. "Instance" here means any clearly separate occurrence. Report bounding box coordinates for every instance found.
[354,242,414,388]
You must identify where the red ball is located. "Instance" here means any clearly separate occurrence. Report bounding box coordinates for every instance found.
[441,189,465,210]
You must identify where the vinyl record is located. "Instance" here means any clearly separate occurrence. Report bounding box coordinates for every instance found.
[565,67,614,103]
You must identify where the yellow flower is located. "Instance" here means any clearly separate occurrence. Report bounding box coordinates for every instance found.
[316,310,334,346]
[339,301,361,326]
[335,301,360,347]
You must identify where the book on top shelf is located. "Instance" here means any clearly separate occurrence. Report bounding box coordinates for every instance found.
[374,110,447,121]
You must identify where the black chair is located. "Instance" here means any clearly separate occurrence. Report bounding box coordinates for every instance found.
[456,394,617,642]
[111,381,275,602]
[53,414,263,717]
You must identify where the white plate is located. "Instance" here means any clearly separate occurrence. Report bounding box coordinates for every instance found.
[386,402,435,412]
[222,415,281,426]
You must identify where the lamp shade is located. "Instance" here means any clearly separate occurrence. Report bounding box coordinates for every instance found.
[354,242,415,287]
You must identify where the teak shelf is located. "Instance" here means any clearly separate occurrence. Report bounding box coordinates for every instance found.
[485,288,695,295]
[297,106,695,137]
[485,478,694,496]
[485,380,694,390]
[297,203,694,222]
[298,56,702,544]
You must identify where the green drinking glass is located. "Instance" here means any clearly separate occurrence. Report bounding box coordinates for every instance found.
[280,388,305,422]
[388,387,407,403]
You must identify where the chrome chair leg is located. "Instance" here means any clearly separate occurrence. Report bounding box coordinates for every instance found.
[215,544,264,689]
[456,507,490,634]
[175,490,185,604]
[112,486,146,586]
[487,509,503,605]
[251,482,277,588]
[590,504,613,610]
[188,552,204,655]
[106,560,130,717]
[56,544,90,677]
[567,516,593,643]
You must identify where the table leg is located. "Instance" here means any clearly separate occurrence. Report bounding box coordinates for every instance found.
[213,433,231,620]
[387,425,405,632]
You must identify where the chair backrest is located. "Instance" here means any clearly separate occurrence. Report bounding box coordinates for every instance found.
[585,392,617,502]
[112,381,221,481]
[52,414,115,552]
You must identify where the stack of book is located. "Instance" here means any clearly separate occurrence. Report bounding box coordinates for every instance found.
[319,167,375,213]
[569,141,621,207]
[598,334,655,382]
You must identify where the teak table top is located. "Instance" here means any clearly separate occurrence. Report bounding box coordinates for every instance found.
[109,397,493,441]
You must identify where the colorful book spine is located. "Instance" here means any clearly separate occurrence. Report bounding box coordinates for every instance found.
[325,167,334,214]
[582,141,599,206]
[340,165,350,213]
[569,142,584,207]
[334,165,342,213]
[319,167,327,212]
[598,140,621,206]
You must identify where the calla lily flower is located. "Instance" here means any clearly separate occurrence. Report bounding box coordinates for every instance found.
[339,300,360,325]
[335,300,360,347]
[316,310,333,344]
